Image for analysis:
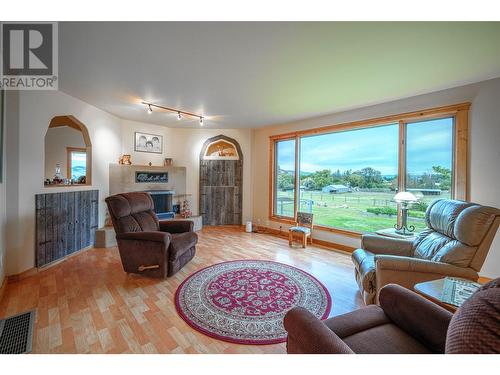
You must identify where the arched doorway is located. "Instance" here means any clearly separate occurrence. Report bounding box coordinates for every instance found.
[199,135,243,225]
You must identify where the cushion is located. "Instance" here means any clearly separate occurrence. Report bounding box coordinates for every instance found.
[342,324,432,354]
[413,230,452,260]
[446,278,500,353]
[325,305,431,354]
[431,240,477,267]
[454,205,500,246]
[289,226,311,234]
[425,199,474,238]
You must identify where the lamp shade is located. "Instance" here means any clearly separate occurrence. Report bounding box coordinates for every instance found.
[393,191,418,203]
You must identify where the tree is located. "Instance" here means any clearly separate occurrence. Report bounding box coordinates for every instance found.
[277,168,294,190]
[345,173,364,188]
[432,165,452,191]
[310,169,333,190]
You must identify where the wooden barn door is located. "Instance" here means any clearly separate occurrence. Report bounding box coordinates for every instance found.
[199,135,243,225]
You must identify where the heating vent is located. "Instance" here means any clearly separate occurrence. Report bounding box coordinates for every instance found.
[0,310,36,354]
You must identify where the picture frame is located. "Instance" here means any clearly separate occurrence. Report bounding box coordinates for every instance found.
[134,131,163,154]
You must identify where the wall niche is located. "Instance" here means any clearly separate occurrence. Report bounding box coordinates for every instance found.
[44,115,92,186]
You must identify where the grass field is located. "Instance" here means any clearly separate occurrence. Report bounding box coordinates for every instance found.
[276,190,450,233]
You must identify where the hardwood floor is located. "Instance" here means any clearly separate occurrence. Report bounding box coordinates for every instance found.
[0,226,363,354]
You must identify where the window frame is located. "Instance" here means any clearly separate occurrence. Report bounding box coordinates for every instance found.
[66,147,88,181]
[269,102,470,237]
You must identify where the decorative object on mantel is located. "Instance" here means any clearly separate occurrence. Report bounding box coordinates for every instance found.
[142,101,204,126]
[164,158,173,166]
[181,199,192,218]
[134,131,163,154]
[119,154,132,165]
[54,163,63,182]
[135,171,169,183]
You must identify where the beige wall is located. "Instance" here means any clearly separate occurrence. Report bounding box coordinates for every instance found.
[120,120,253,223]
[3,79,499,278]
[44,126,86,180]
[0,92,6,288]
[252,77,500,278]
[5,90,122,276]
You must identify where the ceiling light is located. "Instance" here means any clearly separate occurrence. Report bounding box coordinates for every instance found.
[141,101,204,125]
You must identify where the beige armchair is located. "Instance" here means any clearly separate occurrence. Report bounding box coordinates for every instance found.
[352,199,500,304]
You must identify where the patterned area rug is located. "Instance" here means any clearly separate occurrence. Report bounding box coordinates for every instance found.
[175,260,332,345]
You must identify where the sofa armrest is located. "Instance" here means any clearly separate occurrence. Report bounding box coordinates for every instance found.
[159,220,194,234]
[379,284,452,353]
[361,234,414,256]
[374,255,479,303]
[375,255,479,279]
[284,307,354,354]
[116,231,171,244]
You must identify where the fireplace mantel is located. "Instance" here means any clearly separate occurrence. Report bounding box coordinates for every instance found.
[109,164,186,197]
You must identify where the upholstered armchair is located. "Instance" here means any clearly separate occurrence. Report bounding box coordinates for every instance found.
[105,192,198,278]
[284,279,500,354]
[352,199,500,304]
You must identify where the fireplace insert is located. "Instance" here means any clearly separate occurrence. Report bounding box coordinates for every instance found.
[146,190,175,219]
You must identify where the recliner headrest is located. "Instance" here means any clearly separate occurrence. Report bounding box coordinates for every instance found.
[105,192,155,219]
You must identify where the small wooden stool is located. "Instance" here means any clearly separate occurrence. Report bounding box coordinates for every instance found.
[288,212,314,248]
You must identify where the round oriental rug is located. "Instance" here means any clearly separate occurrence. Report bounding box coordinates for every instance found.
[175,260,332,345]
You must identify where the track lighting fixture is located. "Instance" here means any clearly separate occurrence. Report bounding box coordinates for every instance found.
[141,101,205,125]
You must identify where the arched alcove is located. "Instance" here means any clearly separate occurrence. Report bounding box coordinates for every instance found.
[44,115,92,186]
[199,135,243,225]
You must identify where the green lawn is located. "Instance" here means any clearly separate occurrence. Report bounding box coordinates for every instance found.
[276,190,450,233]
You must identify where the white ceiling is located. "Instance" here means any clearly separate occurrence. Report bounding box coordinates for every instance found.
[59,22,500,128]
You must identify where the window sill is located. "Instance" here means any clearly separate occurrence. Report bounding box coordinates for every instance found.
[269,216,363,238]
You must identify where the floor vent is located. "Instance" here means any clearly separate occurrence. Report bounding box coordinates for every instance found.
[0,310,36,354]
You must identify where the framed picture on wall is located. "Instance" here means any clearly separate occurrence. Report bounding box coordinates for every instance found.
[134,132,163,154]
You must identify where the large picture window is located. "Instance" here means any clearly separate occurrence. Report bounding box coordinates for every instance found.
[269,103,469,235]
[274,139,296,218]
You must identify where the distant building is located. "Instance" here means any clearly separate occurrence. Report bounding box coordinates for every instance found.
[407,188,442,196]
[322,184,351,193]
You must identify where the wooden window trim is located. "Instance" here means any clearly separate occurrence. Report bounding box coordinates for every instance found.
[268,102,470,236]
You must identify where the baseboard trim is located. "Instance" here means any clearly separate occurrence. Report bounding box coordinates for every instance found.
[8,245,94,283]
[259,225,356,254]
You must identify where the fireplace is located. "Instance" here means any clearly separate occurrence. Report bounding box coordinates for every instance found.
[147,190,175,219]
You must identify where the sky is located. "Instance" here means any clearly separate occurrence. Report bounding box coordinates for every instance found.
[277,117,453,176]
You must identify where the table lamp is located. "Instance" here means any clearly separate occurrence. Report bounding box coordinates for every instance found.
[393,191,418,236]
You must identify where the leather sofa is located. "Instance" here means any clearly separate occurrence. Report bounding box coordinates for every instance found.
[352,199,500,304]
[284,278,500,354]
[105,192,197,278]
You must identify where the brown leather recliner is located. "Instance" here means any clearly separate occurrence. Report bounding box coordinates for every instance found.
[284,278,500,354]
[352,199,500,304]
[105,192,197,278]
